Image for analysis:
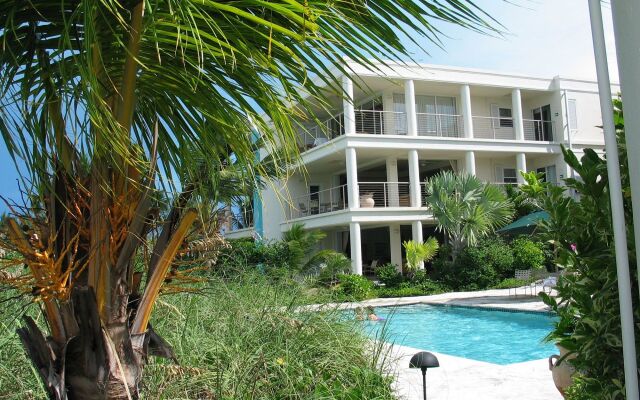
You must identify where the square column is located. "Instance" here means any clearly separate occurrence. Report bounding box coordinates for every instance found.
[464,151,476,176]
[386,157,400,207]
[405,80,418,136]
[346,147,360,208]
[343,74,356,135]
[389,224,403,271]
[408,150,422,207]
[350,222,363,275]
[460,84,474,138]
[512,89,525,141]
[516,152,527,184]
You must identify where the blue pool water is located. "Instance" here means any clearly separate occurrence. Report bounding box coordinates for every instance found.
[363,304,557,365]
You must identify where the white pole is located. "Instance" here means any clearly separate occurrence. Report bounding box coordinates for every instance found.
[588,2,639,399]
[611,0,640,298]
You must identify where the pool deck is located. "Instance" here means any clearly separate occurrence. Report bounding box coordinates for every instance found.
[306,288,562,400]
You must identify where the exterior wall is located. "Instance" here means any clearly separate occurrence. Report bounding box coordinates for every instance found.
[565,90,605,144]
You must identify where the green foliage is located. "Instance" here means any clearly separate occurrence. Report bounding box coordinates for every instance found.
[493,278,529,289]
[337,274,374,301]
[511,238,545,270]
[425,171,514,259]
[525,99,637,399]
[214,239,293,278]
[0,276,395,400]
[282,223,327,273]
[434,237,514,291]
[375,263,404,287]
[403,237,439,273]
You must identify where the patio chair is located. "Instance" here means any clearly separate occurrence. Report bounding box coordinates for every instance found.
[363,259,378,276]
[509,269,532,296]
[298,203,309,217]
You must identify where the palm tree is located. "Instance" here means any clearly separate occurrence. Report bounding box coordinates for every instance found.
[425,171,514,260]
[403,237,439,275]
[0,2,498,398]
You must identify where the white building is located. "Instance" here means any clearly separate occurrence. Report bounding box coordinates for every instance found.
[226,61,614,275]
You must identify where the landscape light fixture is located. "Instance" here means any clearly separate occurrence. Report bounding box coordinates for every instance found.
[409,351,439,400]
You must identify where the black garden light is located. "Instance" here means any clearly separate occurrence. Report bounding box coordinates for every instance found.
[409,351,439,400]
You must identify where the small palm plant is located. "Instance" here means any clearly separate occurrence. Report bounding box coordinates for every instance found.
[403,237,439,276]
[425,171,514,261]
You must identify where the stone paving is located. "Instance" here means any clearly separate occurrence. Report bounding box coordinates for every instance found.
[306,287,562,400]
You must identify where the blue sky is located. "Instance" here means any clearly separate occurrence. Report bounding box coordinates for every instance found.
[0,0,616,213]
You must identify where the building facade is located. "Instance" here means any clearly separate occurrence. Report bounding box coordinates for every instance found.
[225,61,613,275]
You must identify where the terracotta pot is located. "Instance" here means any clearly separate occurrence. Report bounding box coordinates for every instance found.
[360,193,375,208]
[549,344,576,397]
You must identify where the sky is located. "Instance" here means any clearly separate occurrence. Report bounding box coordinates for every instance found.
[0,0,618,214]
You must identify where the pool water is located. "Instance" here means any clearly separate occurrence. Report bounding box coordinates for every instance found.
[363,304,557,365]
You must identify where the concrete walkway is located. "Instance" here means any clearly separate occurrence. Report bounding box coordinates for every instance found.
[306,288,561,400]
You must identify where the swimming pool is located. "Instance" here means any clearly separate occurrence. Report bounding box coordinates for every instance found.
[363,304,557,365]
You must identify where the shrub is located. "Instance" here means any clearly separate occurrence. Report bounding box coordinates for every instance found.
[316,253,352,287]
[511,238,545,271]
[493,278,528,289]
[403,238,439,275]
[435,238,513,290]
[374,263,404,287]
[337,274,374,301]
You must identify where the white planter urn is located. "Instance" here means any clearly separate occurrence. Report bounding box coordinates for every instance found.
[549,344,576,398]
[359,193,375,208]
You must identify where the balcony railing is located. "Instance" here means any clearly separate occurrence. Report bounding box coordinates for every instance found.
[288,184,348,219]
[358,182,411,207]
[416,113,463,138]
[472,116,516,140]
[355,110,407,135]
[298,111,555,151]
[523,119,554,141]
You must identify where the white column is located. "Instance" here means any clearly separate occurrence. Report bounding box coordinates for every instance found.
[408,150,421,207]
[350,222,362,275]
[594,3,640,398]
[386,157,399,207]
[343,74,356,135]
[516,153,527,184]
[382,90,395,135]
[512,89,525,141]
[465,151,476,176]
[389,224,403,272]
[405,80,418,137]
[461,84,474,138]
[612,0,640,291]
[346,148,359,208]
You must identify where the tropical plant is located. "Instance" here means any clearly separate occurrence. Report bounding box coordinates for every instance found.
[403,238,439,275]
[425,171,514,260]
[0,1,498,398]
[282,223,327,272]
[530,99,638,399]
[337,274,374,301]
[375,263,404,287]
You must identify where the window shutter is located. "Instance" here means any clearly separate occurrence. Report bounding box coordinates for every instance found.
[568,99,578,131]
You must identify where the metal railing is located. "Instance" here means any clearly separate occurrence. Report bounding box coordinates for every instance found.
[416,113,463,138]
[288,184,348,219]
[472,116,516,140]
[358,182,411,207]
[355,110,407,135]
[523,119,554,141]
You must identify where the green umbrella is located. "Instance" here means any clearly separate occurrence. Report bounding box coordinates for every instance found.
[497,211,550,236]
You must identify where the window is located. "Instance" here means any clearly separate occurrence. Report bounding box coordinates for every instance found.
[502,168,518,184]
[499,108,513,128]
[536,166,557,184]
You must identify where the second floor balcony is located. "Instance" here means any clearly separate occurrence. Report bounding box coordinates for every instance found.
[298,110,555,151]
